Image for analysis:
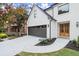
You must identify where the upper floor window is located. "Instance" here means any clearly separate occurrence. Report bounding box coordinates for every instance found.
[58,3,69,15]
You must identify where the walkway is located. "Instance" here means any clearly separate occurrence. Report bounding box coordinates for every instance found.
[23,38,70,53]
[0,36,70,56]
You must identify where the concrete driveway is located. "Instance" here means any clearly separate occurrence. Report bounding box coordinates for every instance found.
[0,35,70,56]
[0,36,42,56]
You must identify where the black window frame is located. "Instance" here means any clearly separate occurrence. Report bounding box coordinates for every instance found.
[58,3,69,15]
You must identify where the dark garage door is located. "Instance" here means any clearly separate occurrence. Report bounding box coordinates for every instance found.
[28,25,46,38]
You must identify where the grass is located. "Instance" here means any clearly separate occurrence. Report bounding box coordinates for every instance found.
[15,48,79,56]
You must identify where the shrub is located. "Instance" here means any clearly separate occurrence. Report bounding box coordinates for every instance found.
[76,36,79,47]
[0,27,5,32]
[0,33,8,39]
[72,36,79,48]
[8,36,16,40]
[40,39,50,44]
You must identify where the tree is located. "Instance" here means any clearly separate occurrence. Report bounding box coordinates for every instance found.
[15,7,28,36]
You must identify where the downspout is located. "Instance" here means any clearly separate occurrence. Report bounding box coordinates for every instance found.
[27,20,29,36]
[49,9,54,40]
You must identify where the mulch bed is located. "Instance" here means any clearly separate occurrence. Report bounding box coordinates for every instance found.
[35,38,56,46]
[66,41,79,51]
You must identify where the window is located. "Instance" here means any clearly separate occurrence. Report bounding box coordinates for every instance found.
[58,3,69,14]
[10,27,17,32]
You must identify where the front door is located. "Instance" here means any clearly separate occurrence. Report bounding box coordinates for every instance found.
[59,23,69,37]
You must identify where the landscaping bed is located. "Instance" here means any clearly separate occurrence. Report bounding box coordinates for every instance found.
[35,38,56,46]
[66,41,79,51]
[0,33,17,42]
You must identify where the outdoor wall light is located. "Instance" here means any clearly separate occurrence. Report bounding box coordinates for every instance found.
[76,21,79,27]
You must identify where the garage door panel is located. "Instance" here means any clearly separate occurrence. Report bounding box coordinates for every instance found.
[28,25,46,38]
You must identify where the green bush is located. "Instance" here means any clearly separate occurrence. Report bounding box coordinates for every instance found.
[73,36,79,48]
[40,39,49,44]
[8,36,16,40]
[0,27,5,32]
[0,33,8,39]
[76,36,79,47]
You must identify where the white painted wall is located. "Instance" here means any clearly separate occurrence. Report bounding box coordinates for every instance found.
[53,4,71,22]
[69,3,79,40]
[45,3,79,40]
[28,5,49,27]
[45,8,54,17]
[47,19,57,38]
[51,20,57,38]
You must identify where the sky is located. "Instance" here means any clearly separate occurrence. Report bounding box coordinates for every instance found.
[13,3,52,9]
[12,3,53,14]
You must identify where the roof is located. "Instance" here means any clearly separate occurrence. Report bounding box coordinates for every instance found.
[44,3,58,11]
[36,5,56,21]
[28,4,56,21]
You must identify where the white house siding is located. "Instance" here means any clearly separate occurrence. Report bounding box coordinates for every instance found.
[47,19,57,38]
[27,5,50,38]
[51,20,57,38]
[45,4,71,39]
[53,3,79,40]
[69,3,79,40]
[28,5,49,27]
[45,8,54,17]
[45,3,79,40]
[53,4,71,22]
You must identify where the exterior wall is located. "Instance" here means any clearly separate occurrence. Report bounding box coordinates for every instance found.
[69,3,79,40]
[53,4,71,22]
[45,8,54,17]
[47,19,57,38]
[54,3,79,40]
[28,5,49,27]
[46,3,79,40]
[51,20,57,38]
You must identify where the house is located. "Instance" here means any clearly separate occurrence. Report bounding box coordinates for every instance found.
[27,3,79,40]
[5,15,28,36]
[27,4,56,38]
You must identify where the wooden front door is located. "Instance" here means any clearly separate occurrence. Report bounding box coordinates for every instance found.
[59,23,69,37]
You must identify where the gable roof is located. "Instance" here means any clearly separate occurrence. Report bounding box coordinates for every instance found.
[44,3,58,11]
[36,5,56,21]
[28,4,56,21]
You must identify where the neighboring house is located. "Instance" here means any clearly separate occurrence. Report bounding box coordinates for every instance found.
[5,15,28,36]
[28,3,79,40]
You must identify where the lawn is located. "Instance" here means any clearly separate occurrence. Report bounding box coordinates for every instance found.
[15,48,79,56]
